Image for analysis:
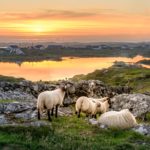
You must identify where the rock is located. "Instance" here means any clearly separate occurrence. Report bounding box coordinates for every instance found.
[89,118,98,125]
[132,124,150,136]
[0,101,73,126]
[0,115,8,124]
[0,90,36,102]
[30,121,51,127]
[99,124,108,129]
[0,80,132,104]
[15,110,37,120]
[0,102,34,114]
[110,94,150,119]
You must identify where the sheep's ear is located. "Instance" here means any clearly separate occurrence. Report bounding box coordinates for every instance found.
[103,97,110,102]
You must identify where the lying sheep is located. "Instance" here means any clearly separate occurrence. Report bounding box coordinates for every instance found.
[75,96,105,118]
[37,84,69,121]
[98,109,137,129]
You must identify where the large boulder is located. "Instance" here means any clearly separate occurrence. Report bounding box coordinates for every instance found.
[110,94,150,119]
[0,102,73,126]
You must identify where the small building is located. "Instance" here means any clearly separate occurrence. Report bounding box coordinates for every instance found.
[33,45,45,50]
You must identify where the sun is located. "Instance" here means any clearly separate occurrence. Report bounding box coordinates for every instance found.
[32,24,46,33]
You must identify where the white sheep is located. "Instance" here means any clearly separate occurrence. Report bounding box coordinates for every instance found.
[89,97,110,114]
[98,109,138,129]
[37,85,68,121]
[75,96,103,118]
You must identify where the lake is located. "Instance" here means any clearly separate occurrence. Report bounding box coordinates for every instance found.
[0,55,149,81]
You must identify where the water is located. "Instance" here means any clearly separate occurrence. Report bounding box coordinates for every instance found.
[0,55,149,81]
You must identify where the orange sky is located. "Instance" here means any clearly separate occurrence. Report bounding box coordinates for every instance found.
[0,0,150,42]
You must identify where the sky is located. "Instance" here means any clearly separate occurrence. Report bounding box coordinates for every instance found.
[0,0,150,42]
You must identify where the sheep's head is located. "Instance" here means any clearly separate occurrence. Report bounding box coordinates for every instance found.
[100,97,111,108]
[95,102,102,112]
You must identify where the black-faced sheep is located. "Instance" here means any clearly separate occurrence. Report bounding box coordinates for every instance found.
[37,84,69,121]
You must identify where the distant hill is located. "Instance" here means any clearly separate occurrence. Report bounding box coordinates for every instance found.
[72,62,150,93]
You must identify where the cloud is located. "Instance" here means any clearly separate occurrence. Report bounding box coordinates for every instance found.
[0,9,98,21]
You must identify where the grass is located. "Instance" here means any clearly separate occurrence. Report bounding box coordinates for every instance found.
[0,115,150,150]
[0,75,24,83]
[72,66,150,93]
[0,99,16,103]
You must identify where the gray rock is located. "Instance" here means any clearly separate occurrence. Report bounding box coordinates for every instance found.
[89,118,98,125]
[0,115,8,124]
[0,102,34,114]
[0,90,36,102]
[132,124,150,136]
[15,110,37,120]
[30,121,51,127]
[99,124,108,129]
[110,94,150,119]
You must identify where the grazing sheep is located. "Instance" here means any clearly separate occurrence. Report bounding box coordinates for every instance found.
[98,109,137,129]
[75,96,102,118]
[37,84,69,121]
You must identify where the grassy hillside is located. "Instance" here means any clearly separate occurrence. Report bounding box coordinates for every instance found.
[72,65,150,93]
[0,75,24,82]
[0,115,150,150]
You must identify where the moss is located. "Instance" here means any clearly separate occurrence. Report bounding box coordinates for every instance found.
[0,99,16,103]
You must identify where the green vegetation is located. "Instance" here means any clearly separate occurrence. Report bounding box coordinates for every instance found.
[0,115,150,150]
[0,99,16,103]
[72,66,150,93]
[0,75,24,82]
[137,60,150,65]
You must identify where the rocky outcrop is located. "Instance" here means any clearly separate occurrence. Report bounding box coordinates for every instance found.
[0,79,133,126]
[0,80,132,105]
[110,94,150,119]
[0,102,72,126]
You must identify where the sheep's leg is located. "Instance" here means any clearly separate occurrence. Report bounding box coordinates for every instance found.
[86,114,89,117]
[38,109,41,120]
[94,114,97,119]
[55,105,59,118]
[77,109,81,118]
[143,113,147,121]
[47,109,52,121]
[51,108,54,116]
[92,114,97,119]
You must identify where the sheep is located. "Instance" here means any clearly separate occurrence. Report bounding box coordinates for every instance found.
[98,109,138,129]
[75,96,103,118]
[37,84,69,121]
[90,97,110,114]
[88,80,96,97]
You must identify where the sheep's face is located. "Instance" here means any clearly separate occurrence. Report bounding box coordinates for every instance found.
[104,100,110,111]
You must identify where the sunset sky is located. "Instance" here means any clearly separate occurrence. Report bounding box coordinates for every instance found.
[0,0,150,42]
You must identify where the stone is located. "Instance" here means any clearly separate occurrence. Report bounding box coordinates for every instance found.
[110,94,150,119]
[132,124,150,136]
[0,115,8,124]
[89,118,98,125]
